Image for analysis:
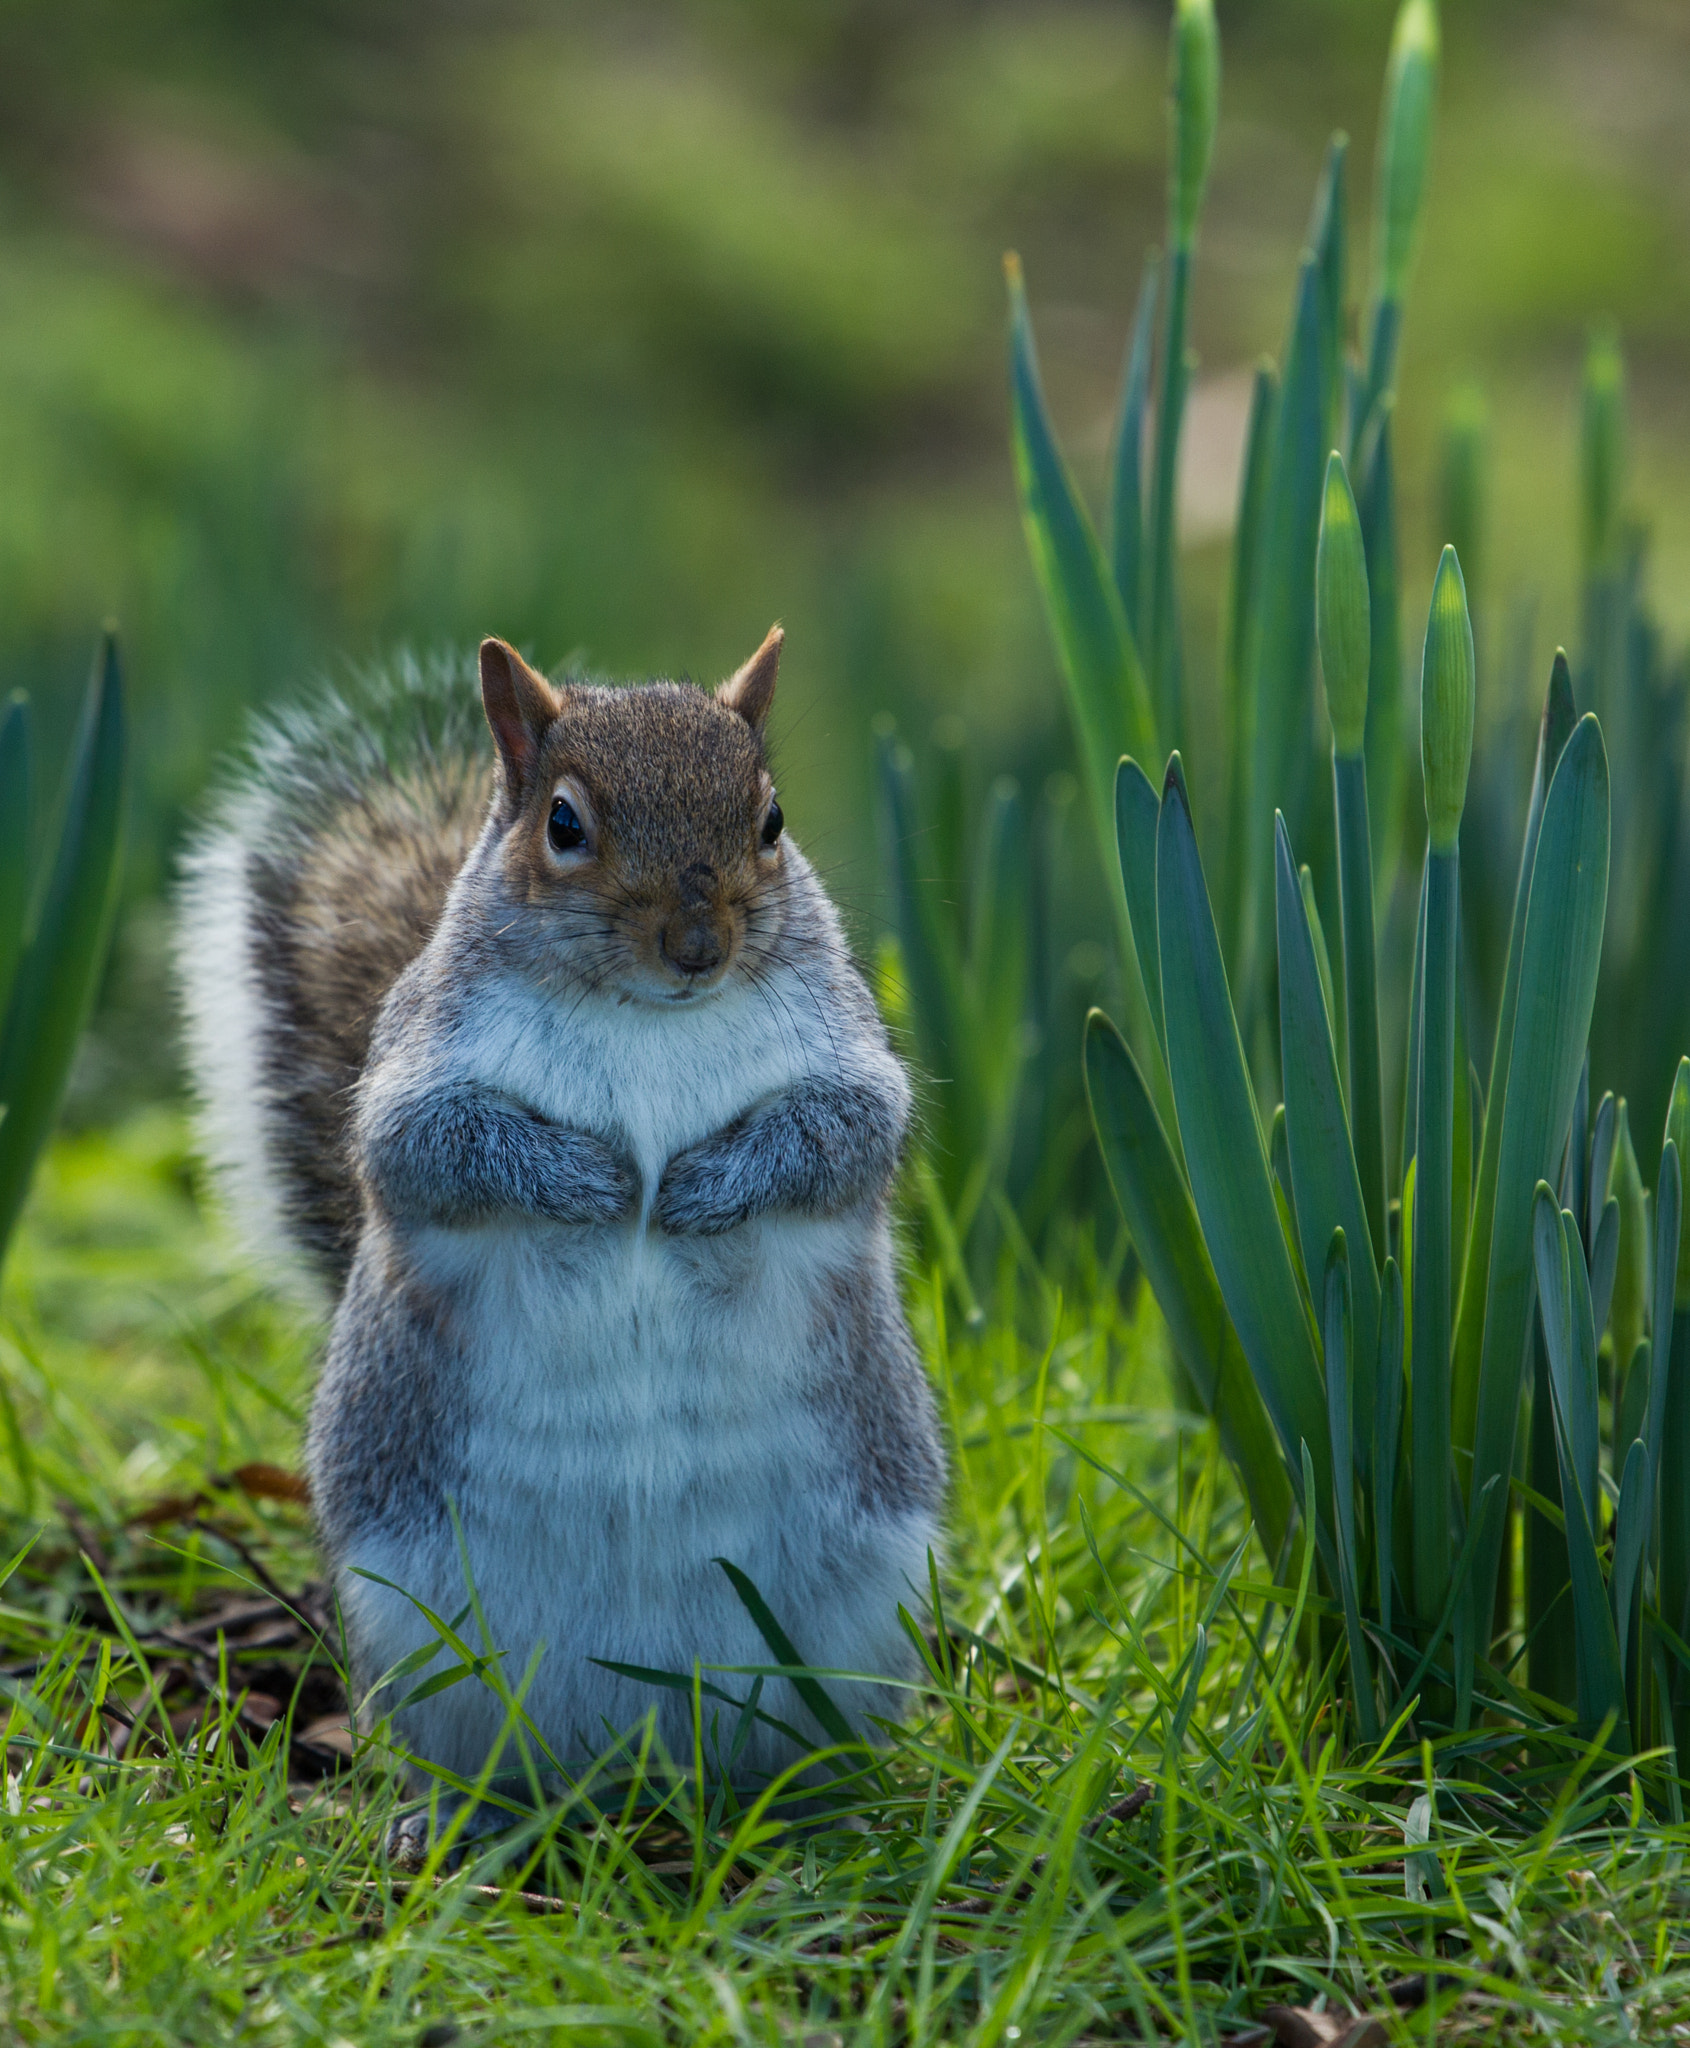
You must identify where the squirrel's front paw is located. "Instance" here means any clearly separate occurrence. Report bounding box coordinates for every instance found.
[542,1130,641,1224]
[653,1139,746,1236]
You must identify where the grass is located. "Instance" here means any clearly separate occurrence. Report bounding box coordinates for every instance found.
[1,1120,1689,2043]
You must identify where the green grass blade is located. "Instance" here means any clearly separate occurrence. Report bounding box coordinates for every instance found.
[0,696,31,1026]
[714,1559,861,1755]
[0,635,126,1264]
[1322,1229,1378,1743]
[1084,1011,1291,1557]
[1275,815,1380,1464]
[1156,758,1331,1525]
[1467,714,1610,1630]
[1006,254,1155,855]
[1237,251,1328,1010]
[1452,653,1577,1450]
[1115,757,1165,1057]
[1111,256,1160,645]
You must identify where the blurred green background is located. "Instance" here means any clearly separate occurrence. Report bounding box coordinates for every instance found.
[1,0,1686,1115]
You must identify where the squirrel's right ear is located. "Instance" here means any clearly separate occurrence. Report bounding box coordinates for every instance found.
[716,624,782,738]
[480,638,561,798]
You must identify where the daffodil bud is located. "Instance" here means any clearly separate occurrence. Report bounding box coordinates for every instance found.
[1317,451,1370,756]
[1420,544,1474,852]
[1374,0,1439,305]
[1169,0,1220,252]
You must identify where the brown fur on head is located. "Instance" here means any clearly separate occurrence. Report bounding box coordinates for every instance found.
[477,629,787,1002]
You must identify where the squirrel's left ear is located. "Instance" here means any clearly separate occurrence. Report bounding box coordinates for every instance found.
[480,638,561,799]
[716,624,782,737]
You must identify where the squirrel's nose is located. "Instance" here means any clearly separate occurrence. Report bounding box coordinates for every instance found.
[661,916,725,978]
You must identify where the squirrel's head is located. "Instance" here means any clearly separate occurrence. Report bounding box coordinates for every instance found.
[477,626,789,1004]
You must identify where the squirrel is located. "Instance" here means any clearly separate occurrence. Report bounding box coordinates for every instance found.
[175,629,944,1844]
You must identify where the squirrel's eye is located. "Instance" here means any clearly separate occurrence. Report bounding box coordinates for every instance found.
[761,797,784,848]
[548,797,586,854]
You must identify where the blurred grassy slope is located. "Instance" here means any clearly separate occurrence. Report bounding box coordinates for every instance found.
[0,0,1682,1107]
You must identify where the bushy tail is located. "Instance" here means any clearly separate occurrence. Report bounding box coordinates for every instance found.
[175,651,493,1303]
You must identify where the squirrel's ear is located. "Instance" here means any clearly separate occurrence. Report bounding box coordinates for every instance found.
[480,638,560,797]
[716,624,782,737]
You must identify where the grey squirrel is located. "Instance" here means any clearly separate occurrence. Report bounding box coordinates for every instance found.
[175,629,944,1841]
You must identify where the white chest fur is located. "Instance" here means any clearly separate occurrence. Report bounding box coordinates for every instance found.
[336,959,930,1780]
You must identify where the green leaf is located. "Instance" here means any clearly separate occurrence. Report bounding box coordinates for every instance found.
[1085,1010,1291,1557]
[1222,362,1279,949]
[1613,1436,1648,1683]
[1666,1064,1690,1308]
[1333,752,1386,1265]
[970,774,1032,1103]
[877,729,966,1167]
[1310,134,1349,453]
[1322,1229,1378,1742]
[1237,253,1328,1001]
[1454,654,1579,1454]
[1110,257,1161,641]
[1115,758,1165,1056]
[1532,1186,1627,1742]
[0,696,31,1027]
[1466,714,1609,1631]
[1608,1104,1649,1384]
[1646,1140,1680,1484]
[1006,255,1155,850]
[0,635,126,1265]
[1354,403,1404,879]
[1275,814,1380,1465]
[1374,1255,1404,1638]
[1156,760,1331,1527]
[1411,843,1460,1631]
[1587,1195,1620,1355]
[1298,862,1339,1058]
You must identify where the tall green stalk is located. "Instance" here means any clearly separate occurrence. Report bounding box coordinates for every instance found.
[1317,452,1385,1264]
[1410,547,1474,1637]
[1146,0,1219,754]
